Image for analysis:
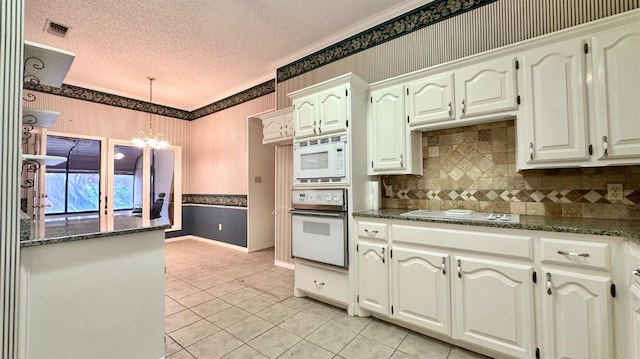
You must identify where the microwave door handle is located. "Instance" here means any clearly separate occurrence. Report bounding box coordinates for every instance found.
[290,210,345,217]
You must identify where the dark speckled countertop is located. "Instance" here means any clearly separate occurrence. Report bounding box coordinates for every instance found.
[20,215,171,248]
[354,209,640,243]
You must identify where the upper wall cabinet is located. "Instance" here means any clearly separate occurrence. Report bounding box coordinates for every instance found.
[519,38,590,165]
[290,75,366,139]
[368,84,422,175]
[517,20,640,169]
[259,107,294,144]
[591,22,640,161]
[407,56,519,131]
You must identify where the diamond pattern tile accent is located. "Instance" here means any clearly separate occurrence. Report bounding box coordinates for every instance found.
[583,190,604,203]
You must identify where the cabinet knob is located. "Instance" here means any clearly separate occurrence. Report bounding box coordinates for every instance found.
[313,121,317,135]
[441,257,447,276]
[364,229,379,235]
[632,269,640,277]
[461,99,466,115]
[448,102,452,117]
[381,247,385,264]
[546,272,552,295]
[456,259,462,278]
[602,136,609,156]
[313,280,325,286]
[529,142,534,160]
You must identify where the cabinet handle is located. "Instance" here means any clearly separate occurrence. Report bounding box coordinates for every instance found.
[529,142,534,160]
[461,99,466,115]
[313,280,325,286]
[448,102,452,116]
[456,259,462,278]
[381,247,385,263]
[633,269,640,276]
[364,229,379,235]
[602,136,609,156]
[557,250,590,258]
[400,153,403,168]
[441,257,447,276]
[546,272,552,295]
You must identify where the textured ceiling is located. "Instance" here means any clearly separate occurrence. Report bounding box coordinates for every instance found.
[25,0,429,110]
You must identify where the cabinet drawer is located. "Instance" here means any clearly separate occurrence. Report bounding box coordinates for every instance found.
[540,237,610,270]
[358,221,387,240]
[295,262,348,304]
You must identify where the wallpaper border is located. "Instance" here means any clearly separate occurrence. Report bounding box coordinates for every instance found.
[23,79,276,121]
[182,194,248,207]
[276,0,497,82]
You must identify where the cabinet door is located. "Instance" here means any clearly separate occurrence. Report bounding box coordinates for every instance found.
[317,85,348,135]
[293,94,317,139]
[262,116,284,144]
[631,284,640,359]
[368,85,407,173]
[357,241,389,316]
[541,269,613,359]
[407,72,454,127]
[521,39,589,164]
[283,110,295,137]
[391,246,450,336]
[592,22,640,160]
[453,255,535,358]
[456,56,518,118]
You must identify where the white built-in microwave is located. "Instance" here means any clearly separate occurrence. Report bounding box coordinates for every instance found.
[293,133,348,186]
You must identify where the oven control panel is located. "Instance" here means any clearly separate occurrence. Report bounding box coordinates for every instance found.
[291,189,345,207]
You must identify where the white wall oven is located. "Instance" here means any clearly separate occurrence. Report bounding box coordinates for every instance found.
[290,188,347,268]
[293,134,348,186]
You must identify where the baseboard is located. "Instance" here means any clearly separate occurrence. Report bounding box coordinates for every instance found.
[164,235,190,243]
[184,235,249,252]
[274,260,295,270]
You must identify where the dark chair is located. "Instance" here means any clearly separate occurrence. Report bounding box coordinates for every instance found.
[149,192,165,219]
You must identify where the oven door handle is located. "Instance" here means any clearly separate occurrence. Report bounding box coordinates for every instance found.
[290,209,346,218]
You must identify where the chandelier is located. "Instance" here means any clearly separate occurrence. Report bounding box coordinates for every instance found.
[132,76,169,148]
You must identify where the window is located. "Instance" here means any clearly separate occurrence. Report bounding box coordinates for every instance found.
[46,172,135,214]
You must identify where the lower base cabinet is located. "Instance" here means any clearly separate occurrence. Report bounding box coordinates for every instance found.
[540,269,613,359]
[294,260,348,306]
[354,218,631,359]
[454,255,535,358]
[357,220,536,358]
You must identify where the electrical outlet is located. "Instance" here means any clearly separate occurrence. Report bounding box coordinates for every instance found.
[218,224,222,231]
[607,183,623,201]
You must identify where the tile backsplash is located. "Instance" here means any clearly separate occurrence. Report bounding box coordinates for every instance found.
[382,120,640,221]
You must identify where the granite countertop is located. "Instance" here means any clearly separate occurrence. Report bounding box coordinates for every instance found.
[20,215,171,248]
[353,209,640,243]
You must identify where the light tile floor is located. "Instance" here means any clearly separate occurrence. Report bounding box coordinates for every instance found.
[165,239,492,359]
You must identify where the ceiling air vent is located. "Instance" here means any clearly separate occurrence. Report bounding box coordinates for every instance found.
[44,19,69,38]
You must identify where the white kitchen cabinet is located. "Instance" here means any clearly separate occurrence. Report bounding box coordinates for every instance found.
[367,84,422,175]
[294,260,349,306]
[453,255,535,358]
[538,235,614,359]
[390,245,451,336]
[357,240,389,316]
[407,56,518,130]
[260,107,294,144]
[591,22,640,161]
[368,85,407,173]
[406,72,454,126]
[629,242,640,359]
[519,38,590,165]
[291,82,353,139]
[540,269,613,359]
[517,19,640,169]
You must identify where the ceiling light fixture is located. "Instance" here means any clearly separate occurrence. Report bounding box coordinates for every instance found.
[114,148,125,160]
[132,76,169,149]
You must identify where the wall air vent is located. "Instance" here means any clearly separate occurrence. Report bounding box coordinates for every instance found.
[44,19,70,38]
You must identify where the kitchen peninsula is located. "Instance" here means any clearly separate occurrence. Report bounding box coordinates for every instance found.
[18,215,169,359]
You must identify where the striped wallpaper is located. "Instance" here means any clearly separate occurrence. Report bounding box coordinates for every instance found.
[274,145,293,265]
[1,0,24,357]
[275,0,640,109]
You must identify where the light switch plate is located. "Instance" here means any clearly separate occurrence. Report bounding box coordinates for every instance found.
[607,183,623,201]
